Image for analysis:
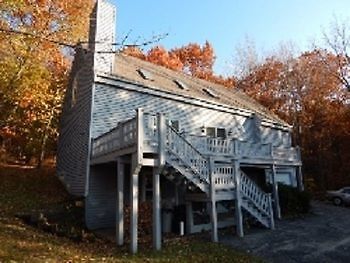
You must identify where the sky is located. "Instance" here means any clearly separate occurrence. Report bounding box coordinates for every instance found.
[110,0,350,75]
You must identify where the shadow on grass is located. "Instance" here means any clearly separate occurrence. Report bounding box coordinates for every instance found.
[0,164,262,262]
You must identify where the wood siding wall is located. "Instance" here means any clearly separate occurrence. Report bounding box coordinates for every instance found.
[85,163,117,230]
[57,0,117,197]
[91,84,291,147]
[56,49,94,196]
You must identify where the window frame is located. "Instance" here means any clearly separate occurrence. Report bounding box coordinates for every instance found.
[204,126,226,139]
[167,119,180,132]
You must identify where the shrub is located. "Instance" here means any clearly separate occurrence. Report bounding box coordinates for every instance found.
[278,184,311,216]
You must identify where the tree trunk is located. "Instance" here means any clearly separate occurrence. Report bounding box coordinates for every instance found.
[37,113,54,169]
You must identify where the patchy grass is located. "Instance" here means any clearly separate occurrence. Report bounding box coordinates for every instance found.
[0,165,261,262]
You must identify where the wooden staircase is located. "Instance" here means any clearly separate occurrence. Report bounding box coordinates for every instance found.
[240,172,274,228]
[90,111,277,244]
[164,124,275,234]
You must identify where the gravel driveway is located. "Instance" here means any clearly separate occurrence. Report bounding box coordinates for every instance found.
[220,201,350,263]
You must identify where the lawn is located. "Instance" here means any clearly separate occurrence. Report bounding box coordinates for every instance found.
[0,164,261,262]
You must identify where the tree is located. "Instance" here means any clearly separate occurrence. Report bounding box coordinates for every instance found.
[146,46,183,71]
[322,17,350,91]
[237,48,350,191]
[170,41,215,78]
[0,0,93,165]
[122,42,236,87]
[232,36,261,78]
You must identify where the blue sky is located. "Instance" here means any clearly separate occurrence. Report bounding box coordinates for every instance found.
[110,0,350,75]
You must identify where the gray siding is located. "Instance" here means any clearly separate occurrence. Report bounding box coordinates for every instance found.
[56,49,94,196]
[91,84,291,147]
[85,163,117,229]
[57,0,117,197]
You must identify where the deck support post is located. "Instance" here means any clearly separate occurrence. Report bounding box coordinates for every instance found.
[296,147,304,191]
[130,155,140,254]
[186,202,194,234]
[153,113,166,250]
[129,108,143,254]
[116,158,124,246]
[297,165,304,191]
[153,167,161,250]
[271,164,281,219]
[234,159,244,237]
[209,157,218,242]
[268,194,275,230]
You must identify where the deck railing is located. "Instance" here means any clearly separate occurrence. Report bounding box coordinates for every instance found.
[166,124,210,184]
[91,117,137,157]
[237,141,271,159]
[91,111,300,164]
[213,164,235,190]
[186,135,235,156]
[272,146,299,161]
[142,113,159,148]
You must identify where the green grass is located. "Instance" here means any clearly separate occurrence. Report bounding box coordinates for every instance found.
[0,165,261,262]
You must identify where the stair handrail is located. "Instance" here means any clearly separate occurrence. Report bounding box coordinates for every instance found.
[167,125,206,157]
[240,171,272,216]
[166,124,210,184]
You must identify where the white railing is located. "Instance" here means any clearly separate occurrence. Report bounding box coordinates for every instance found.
[240,171,272,216]
[273,147,299,161]
[92,117,137,157]
[186,135,235,156]
[91,111,300,166]
[237,141,271,159]
[143,113,158,148]
[166,125,210,184]
[213,165,235,190]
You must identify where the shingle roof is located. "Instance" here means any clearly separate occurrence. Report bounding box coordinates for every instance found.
[111,53,289,126]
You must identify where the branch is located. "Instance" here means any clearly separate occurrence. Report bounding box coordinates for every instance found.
[0,27,76,48]
[0,27,169,53]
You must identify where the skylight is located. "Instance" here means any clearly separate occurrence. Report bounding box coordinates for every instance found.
[173,79,188,90]
[203,88,219,98]
[137,68,154,80]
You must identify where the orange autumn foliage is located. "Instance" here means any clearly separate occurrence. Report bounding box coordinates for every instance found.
[122,42,236,88]
[0,0,94,163]
[238,50,350,190]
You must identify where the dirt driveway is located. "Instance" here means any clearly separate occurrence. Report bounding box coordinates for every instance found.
[220,201,350,263]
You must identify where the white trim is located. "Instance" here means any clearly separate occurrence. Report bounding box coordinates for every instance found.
[84,83,96,197]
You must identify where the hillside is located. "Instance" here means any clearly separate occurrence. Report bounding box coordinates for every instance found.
[0,164,260,262]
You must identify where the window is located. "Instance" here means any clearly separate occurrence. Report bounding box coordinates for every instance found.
[170,120,180,132]
[173,79,188,90]
[206,127,216,137]
[137,68,154,80]
[217,128,226,138]
[167,119,180,132]
[205,127,226,138]
[203,88,219,98]
[342,189,350,194]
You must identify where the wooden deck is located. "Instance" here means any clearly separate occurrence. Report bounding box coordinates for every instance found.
[88,109,302,254]
[90,112,301,166]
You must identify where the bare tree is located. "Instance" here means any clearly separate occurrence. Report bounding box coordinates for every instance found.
[232,36,261,78]
[322,17,350,91]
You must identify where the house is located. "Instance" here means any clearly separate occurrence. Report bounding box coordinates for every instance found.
[57,0,303,254]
